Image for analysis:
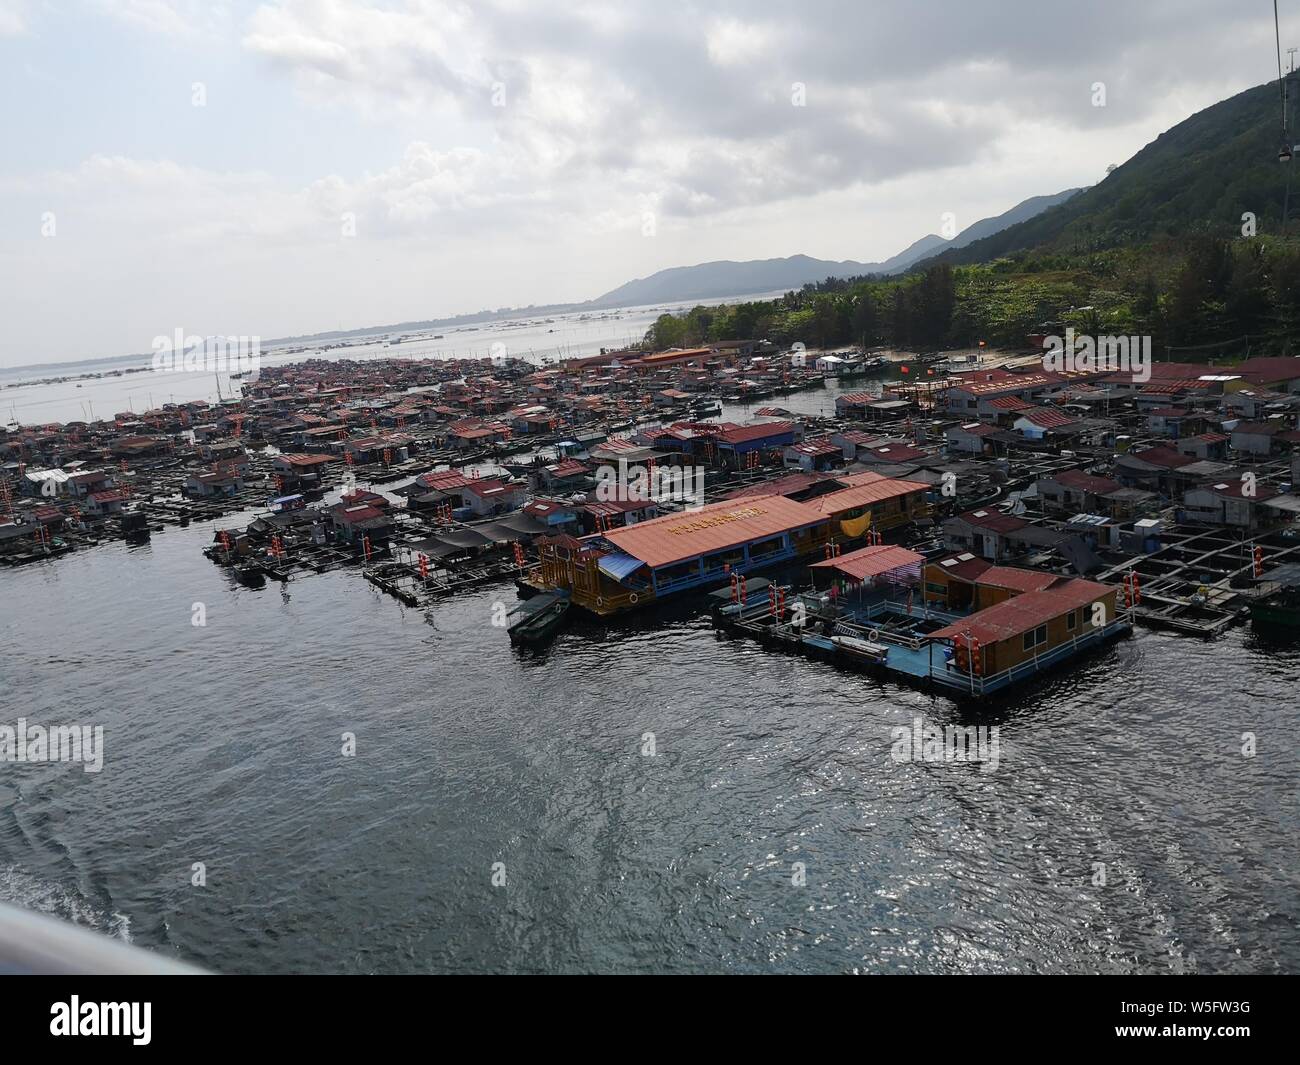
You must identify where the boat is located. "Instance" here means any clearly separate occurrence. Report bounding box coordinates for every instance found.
[234,560,266,587]
[1249,563,1300,630]
[507,592,571,646]
[830,633,891,662]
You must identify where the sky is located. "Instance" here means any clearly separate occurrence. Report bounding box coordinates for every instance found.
[0,0,1290,367]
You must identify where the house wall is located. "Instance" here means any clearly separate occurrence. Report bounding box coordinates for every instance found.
[983,590,1119,673]
[1231,430,1278,455]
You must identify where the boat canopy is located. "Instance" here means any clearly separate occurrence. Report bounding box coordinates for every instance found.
[597,551,647,582]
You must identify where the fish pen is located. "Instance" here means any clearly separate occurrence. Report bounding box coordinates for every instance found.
[1093,524,1300,635]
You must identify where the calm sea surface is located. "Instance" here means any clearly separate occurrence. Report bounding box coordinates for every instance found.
[1,509,1298,974]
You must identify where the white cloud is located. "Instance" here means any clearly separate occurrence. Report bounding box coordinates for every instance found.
[90,0,215,36]
[0,0,1284,363]
[705,18,776,67]
[0,0,27,35]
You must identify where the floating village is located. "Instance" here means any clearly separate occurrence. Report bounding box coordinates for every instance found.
[5,340,1300,699]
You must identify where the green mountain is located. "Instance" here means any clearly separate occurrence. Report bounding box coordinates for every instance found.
[914,78,1298,269]
[588,190,1084,307]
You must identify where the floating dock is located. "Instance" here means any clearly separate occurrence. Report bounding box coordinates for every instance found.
[713,586,1132,698]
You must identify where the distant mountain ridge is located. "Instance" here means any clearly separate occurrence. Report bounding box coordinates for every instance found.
[587,188,1083,307]
[246,187,1088,349]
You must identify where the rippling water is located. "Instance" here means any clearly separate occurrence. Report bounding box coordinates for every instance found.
[1,516,1297,973]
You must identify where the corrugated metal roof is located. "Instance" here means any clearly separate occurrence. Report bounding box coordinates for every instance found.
[1018,407,1078,428]
[976,566,1060,594]
[25,468,69,483]
[601,493,823,569]
[1053,469,1120,494]
[833,470,890,488]
[597,552,648,581]
[930,553,992,582]
[929,579,1114,644]
[715,421,795,444]
[811,544,924,581]
[806,477,929,515]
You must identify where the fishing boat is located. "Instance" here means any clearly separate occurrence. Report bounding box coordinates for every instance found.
[1249,564,1300,630]
[830,632,890,663]
[507,592,571,646]
[234,559,266,587]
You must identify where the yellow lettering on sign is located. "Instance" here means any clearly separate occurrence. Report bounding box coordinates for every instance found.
[665,506,766,534]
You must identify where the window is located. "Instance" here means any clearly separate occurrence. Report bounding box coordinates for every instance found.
[1023,625,1048,651]
[1066,609,1077,631]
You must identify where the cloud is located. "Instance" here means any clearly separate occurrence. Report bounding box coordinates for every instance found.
[0,0,1284,363]
[0,0,27,35]
[89,0,217,36]
[238,0,1274,227]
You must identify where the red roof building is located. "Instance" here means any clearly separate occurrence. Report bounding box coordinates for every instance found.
[600,493,824,569]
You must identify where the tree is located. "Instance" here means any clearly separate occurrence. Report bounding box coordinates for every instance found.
[851,291,879,347]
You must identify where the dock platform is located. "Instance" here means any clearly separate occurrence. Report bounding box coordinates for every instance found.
[713,589,1132,698]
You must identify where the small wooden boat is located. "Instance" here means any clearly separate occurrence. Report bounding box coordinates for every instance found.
[234,560,266,587]
[507,592,571,646]
[831,633,890,663]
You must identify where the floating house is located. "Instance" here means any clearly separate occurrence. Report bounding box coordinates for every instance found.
[717,561,1127,697]
[329,500,395,547]
[533,493,833,614]
[802,474,931,535]
[927,577,1122,682]
[944,369,1065,417]
[711,421,798,467]
[945,421,999,455]
[1034,469,1121,516]
[84,489,128,516]
[272,453,334,490]
[184,471,244,498]
[783,439,842,472]
[811,543,924,591]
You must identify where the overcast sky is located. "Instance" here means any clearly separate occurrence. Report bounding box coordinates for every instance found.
[0,0,1289,366]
